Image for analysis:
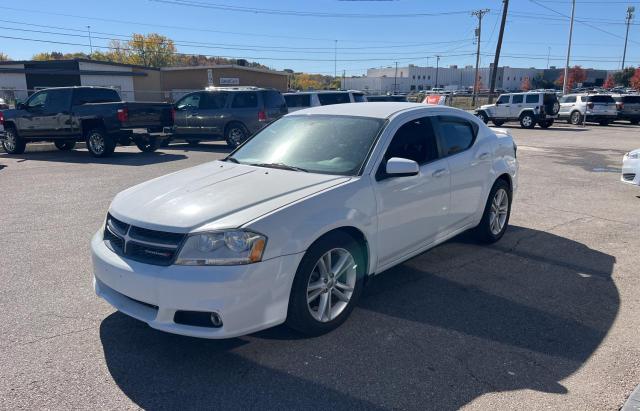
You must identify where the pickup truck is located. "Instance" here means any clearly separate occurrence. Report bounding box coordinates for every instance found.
[0,86,173,157]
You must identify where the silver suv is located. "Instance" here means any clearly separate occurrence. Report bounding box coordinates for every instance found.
[283,90,366,112]
[475,92,560,129]
[171,87,288,148]
[558,94,618,126]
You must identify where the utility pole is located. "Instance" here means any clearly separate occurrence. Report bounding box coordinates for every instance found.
[547,46,551,69]
[622,6,635,69]
[394,61,398,94]
[563,0,576,94]
[488,0,508,103]
[472,8,490,107]
[435,55,440,89]
[334,40,338,79]
[87,25,93,57]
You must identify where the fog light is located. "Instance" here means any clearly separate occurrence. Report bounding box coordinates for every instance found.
[210,312,223,328]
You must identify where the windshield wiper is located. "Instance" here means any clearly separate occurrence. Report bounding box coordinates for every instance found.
[224,157,240,163]
[249,162,309,172]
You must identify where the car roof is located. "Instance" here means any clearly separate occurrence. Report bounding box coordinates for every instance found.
[287,102,456,119]
[284,90,361,95]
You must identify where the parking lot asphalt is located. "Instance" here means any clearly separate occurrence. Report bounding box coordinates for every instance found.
[1,124,639,410]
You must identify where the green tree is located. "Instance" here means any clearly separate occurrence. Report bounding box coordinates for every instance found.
[127,33,177,67]
[614,67,636,87]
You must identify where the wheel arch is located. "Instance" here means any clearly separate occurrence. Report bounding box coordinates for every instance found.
[306,226,371,277]
[2,120,16,131]
[81,118,106,136]
[519,109,535,119]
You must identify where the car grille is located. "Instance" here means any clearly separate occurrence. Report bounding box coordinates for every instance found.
[104,214,186,266]
[623,173,636,181]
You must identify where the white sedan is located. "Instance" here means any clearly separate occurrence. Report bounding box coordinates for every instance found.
[92,103,518,338]
[622,149,640,187]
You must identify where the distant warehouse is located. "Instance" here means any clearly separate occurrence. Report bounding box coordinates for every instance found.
[0,59,289,103]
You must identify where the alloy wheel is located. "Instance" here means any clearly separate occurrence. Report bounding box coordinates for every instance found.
[306,248,357,323]
[4,130,16,152]
[89,133,105,155]
[489,188,509,235]
[522,116,533,127]
[229,128,245,146]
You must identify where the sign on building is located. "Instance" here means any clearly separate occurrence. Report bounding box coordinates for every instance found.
[207,69,214,86]
[219,77,240,86]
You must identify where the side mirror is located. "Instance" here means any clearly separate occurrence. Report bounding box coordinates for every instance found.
[386,157,419,177]
[16,102,26,110]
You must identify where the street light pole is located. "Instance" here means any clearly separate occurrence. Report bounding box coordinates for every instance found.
[563,0,576,94]
[87,25,93,57]
[394,61,398,94]
[622,6,635,69]
[472,8,490,107]
[435,55,440,89]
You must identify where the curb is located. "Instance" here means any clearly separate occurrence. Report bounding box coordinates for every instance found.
[623,384,640,411]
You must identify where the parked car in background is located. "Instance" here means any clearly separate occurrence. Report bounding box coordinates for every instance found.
[621,148,640,187]
[475,91,560,129]
[0,98,9,110]
[170,87,287,148]
[91,102,518,338]
[283,90,366,112]
[0,87,173,157]
[366,95,407,102]
[612,94,640,125]
[558,94,618,126]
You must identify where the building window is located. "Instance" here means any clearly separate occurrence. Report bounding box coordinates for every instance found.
[412,75,415,80]
[507,77,510,81]
[410,85,416,91]
[428,75,431,80]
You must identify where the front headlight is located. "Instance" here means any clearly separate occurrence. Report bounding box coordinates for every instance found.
[175,230,267,266]
[627,151,640,160]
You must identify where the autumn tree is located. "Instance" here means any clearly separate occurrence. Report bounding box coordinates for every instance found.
[520,76,531,91]
[555,65,587,91]
[603,75,615,89]
[614,67,636,87]
[0,52,10,61]
[630,68,640,91]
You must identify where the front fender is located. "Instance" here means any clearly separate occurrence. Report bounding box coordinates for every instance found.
[245,178,378,274]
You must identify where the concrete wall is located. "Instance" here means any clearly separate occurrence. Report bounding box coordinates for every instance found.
[0,63,28,102]
[78,61,135,101]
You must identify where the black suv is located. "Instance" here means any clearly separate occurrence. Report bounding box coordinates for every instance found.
[613,94,640,125]
[170,87,288,148]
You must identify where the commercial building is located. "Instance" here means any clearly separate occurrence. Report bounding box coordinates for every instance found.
[0,59,289,104]
[342,64,612,94]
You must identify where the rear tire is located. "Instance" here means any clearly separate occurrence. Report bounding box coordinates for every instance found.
[570,111,583,125]
[225,123,248,148]
[85,128,115,158]
[135,136,159,153]
[539,119,554,129]
[519,113,536,129]
[54,141,76,151]
[492,120,505,127]
[474,179,512,244]
[286,231,365,336]
[1,126,26,154]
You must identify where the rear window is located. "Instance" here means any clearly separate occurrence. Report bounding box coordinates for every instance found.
[72,88,120,105]
[264,90,286,108]
[317,92,351,105]
[561,96,576,103]
[587,95,615,103]
[622,96,640,104]
[512,95,524,104]
[525,94,539,104]
[284,94,311,107]
[231,92,258,108]
[352,93,366,102]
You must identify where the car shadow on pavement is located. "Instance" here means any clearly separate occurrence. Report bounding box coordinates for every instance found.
[100,225,617,410]
[494,124,590,132]
[1,150,188,166]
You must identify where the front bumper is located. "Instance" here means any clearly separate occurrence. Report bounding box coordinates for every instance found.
[621,156,640,186]
[91,231,304,338]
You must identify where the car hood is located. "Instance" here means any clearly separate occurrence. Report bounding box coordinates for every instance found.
[479,104,494,110]
[109,161,350,232]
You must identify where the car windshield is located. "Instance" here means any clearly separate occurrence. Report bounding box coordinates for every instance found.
[230,115,385,176]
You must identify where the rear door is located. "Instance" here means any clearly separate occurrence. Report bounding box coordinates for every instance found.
[559,95,577,117]
[434,115,490,229]
[173,92,202,136]
[229,91,260,134]
[509,94,524,118]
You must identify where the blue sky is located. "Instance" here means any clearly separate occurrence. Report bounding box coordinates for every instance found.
[1,0,638,74]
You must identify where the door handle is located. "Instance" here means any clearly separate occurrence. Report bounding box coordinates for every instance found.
[478,152,490,160]
[432,168,448,178]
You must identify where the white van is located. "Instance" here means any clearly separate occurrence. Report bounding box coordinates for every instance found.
[284,90,367,112]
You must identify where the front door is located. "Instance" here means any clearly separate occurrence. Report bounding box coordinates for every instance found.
[43,88,73,138]
[173,92,202,136]
[494,94,511,118]
[373,115,451,269]
[509,94,524,117]
[18,90,48,137]
[197,91,229,137]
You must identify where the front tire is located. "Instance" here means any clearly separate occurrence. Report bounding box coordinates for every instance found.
[286,231,365,336]
[225,123,248,148]
[54,141,76,151]
[135,136,159,152]
[519,113,536,129]
[570,111,583,125]
[474,179,512,243]
[1,126,26,154]
[86,128,116,158]
[476,112,489,124]
[492,120,505,127]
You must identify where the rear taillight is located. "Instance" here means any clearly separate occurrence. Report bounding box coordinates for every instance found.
[617,102,624,110]
[0,111,4,125]
[117,107,128,122]
[587,102,594,110]
[258,110,267,122]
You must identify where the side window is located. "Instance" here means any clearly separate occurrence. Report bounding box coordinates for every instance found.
[512,94,524,104]
[284,94,311,108]
[383,117,439,165]
[176,93,201,110]
[200,92,228,109]
[352,93,366,102]
[435,116,477,157]
[231,92,258,108]
[563,96,576,103]
[525,94,539,104]
[317,93,351,105]
[45,90,71,112]
[497,95,510,104]
[27,91,48,109]
[264,91,286,108]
